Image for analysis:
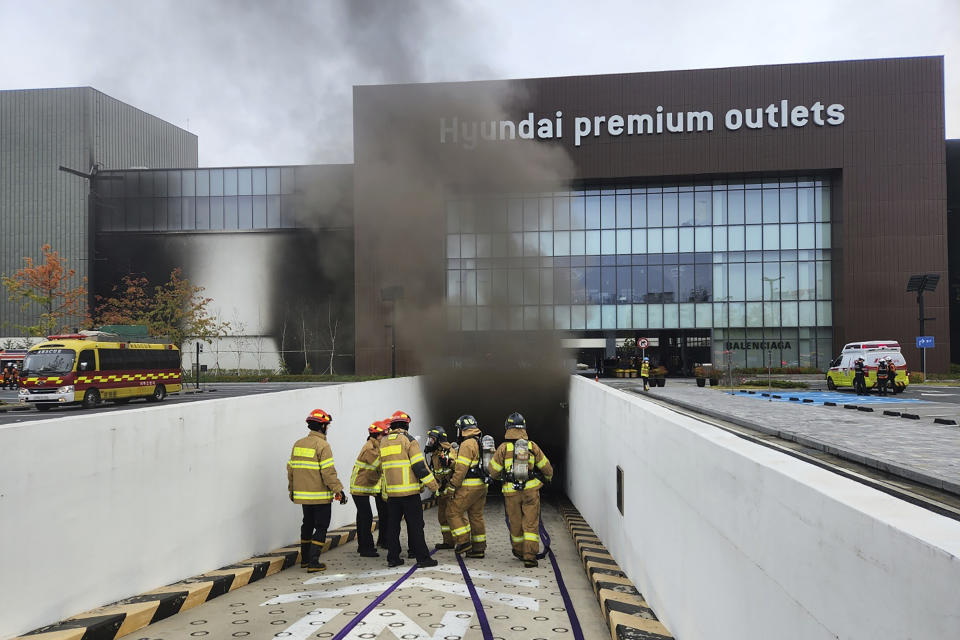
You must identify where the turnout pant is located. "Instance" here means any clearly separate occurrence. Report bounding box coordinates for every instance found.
[447,484,487,552]
[437,490,454,546]
[641,375,649,391]
[353,494,386,553]
[300,503,332,563]
[853,372,866,394]
[386,494,430,564]
[505,489,542,561]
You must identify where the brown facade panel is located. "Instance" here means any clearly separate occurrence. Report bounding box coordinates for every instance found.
[353,57,948,373]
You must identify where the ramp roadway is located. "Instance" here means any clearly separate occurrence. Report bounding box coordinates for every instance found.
[135,500,608,640]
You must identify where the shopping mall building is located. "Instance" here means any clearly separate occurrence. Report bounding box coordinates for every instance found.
[2,56,956,375]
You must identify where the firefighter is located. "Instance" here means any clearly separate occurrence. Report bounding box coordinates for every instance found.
[447,414,488,558]
[876,357,889,396]
[887,357,897,394]
[381,410,439,568]
[1,363,11,390]
[853,357,867,395]
[425,426,456,549]
[640,357,650,391]
[351,419,390,557]
[288,408,347,573]
[488,412,553,568]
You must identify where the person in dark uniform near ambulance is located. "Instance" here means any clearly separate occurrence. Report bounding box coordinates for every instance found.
[853,357,867,395]
[288,408,347,572]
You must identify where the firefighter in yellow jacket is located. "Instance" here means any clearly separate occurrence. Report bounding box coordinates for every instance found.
[488,412,553,567]
[424,427,456,549]
[350,419,390,557]
[381,410,439,568]
[447,414,488,558]
[288,408,346,573]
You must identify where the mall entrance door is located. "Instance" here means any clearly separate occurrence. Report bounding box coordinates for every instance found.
[650,330,712,377]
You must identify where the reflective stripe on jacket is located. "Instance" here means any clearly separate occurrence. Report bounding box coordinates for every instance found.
[350,437,382,495]
[381,429,439,497]
[287,430,343,504]
[488,428,553,495]
[641,363,650,377]
[449,429,483,489]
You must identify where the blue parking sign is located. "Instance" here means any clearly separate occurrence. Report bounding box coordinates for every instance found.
[916,336,935,348]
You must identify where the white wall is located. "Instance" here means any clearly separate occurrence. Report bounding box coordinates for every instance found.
[566,376,960,640]
[0,377,432,638]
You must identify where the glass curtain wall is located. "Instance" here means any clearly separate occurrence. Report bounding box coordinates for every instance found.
[95,167,299,232]
[445,177,834,368]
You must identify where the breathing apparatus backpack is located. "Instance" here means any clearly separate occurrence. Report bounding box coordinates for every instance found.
[511,438,530,490]
[479,435,496,484]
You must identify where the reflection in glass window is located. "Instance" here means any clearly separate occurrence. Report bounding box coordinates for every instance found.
[267,168,281,194]
[210,197,224,229]
[585,196,601,229]
[746,263,763,300]
[601,230,616,255]
[570,305,586,330]
[816,187,830,221]
[745,225,762,250]
[632,229,647,253]
[602,305,616,329]
[663,304,679,328]
[182,171,196,197]
[183,198,196,229]
[616,195,631,228]
[797,188,815,222]
[747,302,764,327]
[524,199,539,231]
[267,194,280,227]
[586,305,601,329]
[253,195,267,228]
[238,196,253,229]
[745,190,762,223]
[601,196,616,229]
[647,193,662,227]
[553,198,570,230]
[571,268,586,304]
[728,190,744,224]
[678,192,694,226]
[238,168,252,196]
[663,266,679,303]
[586,230,601,255]
[680,303,695,328]
[617,229,631,254]
[663,193,679,227]
[762,189,779,223]
[632,304,647,329]
[252,168,267,195]
[224,169,238,196]
[570,197,586,230]
[798,223,815,249]
[632,194,646,228]
[781,262,798,300]
[571,231,586,256]
[662,228,678,253]
[729,302,745,326]
[780,224,797,250]
[678,228,694,252]
[648,304,663,329]
[815,223,831,248]
[763,225,779,250]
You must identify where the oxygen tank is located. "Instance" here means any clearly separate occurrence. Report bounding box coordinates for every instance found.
[481,434,496,475]
[513,438,530,484]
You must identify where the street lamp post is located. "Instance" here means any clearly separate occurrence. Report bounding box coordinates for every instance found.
[761,275,784,396]
[906,274,940,378]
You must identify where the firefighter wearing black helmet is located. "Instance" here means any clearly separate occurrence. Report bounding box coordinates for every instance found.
[447,414,488,558]
[425,427,456,549]
[488,412,553,568]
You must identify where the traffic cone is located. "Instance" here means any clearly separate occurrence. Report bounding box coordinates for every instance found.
[595,373,599,382]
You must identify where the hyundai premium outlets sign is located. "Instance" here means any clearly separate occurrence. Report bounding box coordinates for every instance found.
[725,341,793,350]
[439,100,845,149]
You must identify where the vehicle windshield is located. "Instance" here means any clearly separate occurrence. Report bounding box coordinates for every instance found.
[21,349,76,375]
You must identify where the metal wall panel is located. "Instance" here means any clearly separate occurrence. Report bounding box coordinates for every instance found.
[0,87,197,333]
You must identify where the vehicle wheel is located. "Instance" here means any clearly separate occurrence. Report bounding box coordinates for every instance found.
[35,404,52,412]
[82,389,101,409]
[148,385,167,402]
[826,377,836,391]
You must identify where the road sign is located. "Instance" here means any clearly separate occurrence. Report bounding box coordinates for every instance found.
[917,336,935,349]
[638,338,649,349]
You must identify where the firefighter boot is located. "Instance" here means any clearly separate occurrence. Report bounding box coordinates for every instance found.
[454,541,473,555]
[306,542,326,573]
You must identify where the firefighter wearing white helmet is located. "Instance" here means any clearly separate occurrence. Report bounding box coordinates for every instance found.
[488,412,553,567]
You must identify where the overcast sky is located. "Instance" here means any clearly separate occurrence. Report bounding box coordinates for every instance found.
[2,0,957,166]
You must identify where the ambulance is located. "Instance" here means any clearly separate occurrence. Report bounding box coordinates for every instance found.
[825,340,908,393]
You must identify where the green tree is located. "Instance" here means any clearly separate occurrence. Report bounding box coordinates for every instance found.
[95,268,230,347]
[2,244,89,336]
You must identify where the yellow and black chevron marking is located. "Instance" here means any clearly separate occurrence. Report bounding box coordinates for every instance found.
[559,503,674,640]
[74,372,180,384]
[17,498,439,640]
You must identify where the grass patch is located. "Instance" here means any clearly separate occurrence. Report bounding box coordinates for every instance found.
[735,367,823,375]
[739,379,810,389]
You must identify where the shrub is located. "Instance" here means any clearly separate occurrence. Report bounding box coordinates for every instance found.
[740,379,809,389]
[735,367,822,375]
[908,372,924,384]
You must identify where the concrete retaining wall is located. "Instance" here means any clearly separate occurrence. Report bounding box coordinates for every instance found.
[566,376,960,640]
[0,377,431,638]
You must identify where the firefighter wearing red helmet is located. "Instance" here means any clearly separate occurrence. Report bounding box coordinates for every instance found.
[350,419,390,557]
[380,410,439,568]
[288,408,346,572]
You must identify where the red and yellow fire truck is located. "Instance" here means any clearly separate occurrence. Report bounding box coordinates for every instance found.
[18,333,181,411]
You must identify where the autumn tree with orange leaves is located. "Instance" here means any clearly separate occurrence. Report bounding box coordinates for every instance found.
[94,268,230,348]
[2,244,90,336]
